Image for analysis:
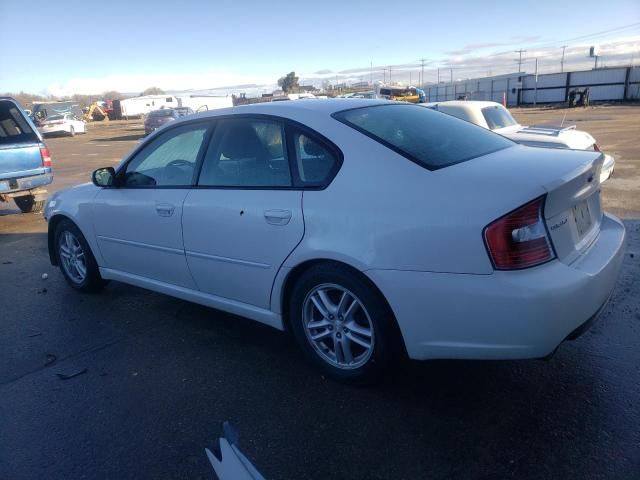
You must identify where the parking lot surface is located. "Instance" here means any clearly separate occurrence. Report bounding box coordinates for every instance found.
[1,106,639,479]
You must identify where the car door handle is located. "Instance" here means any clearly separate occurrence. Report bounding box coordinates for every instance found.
[155,203,175,217]
[264,209,292,225]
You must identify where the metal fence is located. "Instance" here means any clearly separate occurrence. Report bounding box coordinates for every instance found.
[422,67,640,106]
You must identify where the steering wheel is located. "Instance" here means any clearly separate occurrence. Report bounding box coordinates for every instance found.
[166,159,192,168]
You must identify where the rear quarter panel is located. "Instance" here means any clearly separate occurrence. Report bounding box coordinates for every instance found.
[279,115,544,276]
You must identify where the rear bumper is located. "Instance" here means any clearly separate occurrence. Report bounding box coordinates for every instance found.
[0,172,53,195]
[39,127,69,135]
[366,213,626,360]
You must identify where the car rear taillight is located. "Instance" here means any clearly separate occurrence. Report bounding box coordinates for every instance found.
[40,146,52,167]
[483,196,555,270]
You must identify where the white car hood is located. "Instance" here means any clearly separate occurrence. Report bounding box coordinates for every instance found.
[494,124,596,150]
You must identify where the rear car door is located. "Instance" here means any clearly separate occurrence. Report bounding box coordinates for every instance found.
[182,116,303,309]
[92,122,210,288]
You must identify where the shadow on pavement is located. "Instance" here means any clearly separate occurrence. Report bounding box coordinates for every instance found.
[92,134,143,142]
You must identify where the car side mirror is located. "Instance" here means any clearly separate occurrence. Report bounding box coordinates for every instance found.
[92,167,116,187]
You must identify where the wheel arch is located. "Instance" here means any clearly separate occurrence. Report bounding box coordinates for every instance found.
[47,214,72,265]
[278,258,407,357]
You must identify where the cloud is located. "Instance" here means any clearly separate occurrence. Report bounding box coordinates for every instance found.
[314,69,333,74]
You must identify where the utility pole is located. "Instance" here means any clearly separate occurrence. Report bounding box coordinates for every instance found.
[419,58,427,87]
[388,66,392,84]
[437,68,440,84]
[514,49,527,72]
[370,61,373,86]
[409,71,412,85]
[450,67,453,82]
[560,45,568,73]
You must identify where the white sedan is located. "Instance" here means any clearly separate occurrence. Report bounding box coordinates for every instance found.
[38,113,86,137]
[423,101,615,183]
[44,99,626,382]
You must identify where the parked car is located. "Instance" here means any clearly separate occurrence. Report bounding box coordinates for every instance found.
[37,113,86,137]
[174,107,195,117]
[44,100,626,382]
[144,108,179,135]
[423,101,615,182]
[0,97,53,213]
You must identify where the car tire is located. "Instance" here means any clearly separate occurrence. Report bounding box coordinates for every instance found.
[289,263,400,383]
[14,195,45,213]
[69,126,75,137]
[55,219,107,293]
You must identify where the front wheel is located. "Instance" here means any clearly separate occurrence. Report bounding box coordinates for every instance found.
[69,126,75,137]
[289,263,400,383]
[55,219,106,292]
[14,195,45,213]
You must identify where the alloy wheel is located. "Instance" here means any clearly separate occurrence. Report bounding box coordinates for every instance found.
[59,230,87,284]
[302,283,375,370]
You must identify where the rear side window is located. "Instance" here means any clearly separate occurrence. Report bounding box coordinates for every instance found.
[482,106,517,129]
[0,100,38,145]
[333,104,513,170]
[291,130,339,186]
[198,118,291,187]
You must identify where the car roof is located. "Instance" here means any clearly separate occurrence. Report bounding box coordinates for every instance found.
[193,98,397,120]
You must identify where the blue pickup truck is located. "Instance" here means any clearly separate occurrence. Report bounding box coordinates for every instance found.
[0,97,53,213]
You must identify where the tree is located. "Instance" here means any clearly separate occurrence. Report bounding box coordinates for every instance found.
[277,72,299,93]
[103,90,125,100]
[142,87,165,96]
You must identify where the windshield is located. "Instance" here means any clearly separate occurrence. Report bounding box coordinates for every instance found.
[149,110,175,117]
[333,104,513,169]
[482,105,518,129]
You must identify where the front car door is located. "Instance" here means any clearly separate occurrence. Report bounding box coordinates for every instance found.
[93,122,210,288]
[182,116,304,309]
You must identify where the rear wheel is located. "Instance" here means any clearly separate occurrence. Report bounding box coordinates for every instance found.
[14,195,45,213]
[289,263,400,383]
[55,219,106,292]
[69,126,75,137]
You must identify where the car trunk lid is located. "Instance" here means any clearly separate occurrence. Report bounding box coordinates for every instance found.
[445,144,604,266]
[543,152,603,265]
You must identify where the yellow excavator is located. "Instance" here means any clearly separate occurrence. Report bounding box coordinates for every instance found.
[84,103,110,122]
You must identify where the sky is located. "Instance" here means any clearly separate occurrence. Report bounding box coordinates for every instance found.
[1,0,639,96]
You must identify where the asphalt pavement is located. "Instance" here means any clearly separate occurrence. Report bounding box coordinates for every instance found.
[1,115,639,479]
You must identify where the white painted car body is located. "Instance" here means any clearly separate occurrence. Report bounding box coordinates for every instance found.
[423,101,615,183]
[38,113,86,136]
[44,99,626,362]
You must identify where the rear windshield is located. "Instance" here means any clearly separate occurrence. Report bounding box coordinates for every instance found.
[333,104,513,169]
[0,100,38,145]
[482,105,517,129]
[149,110,175,117]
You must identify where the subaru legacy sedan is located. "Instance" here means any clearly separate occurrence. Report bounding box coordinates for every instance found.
[44,99,626,382]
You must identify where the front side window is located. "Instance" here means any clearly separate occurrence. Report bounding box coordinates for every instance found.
[482,105,518,129]
[334,104,513,170]
[292,130,338,185]
[122,124,207,187]
[198,118,291,187]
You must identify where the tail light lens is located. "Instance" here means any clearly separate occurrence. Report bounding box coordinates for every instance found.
[483,196,555,270]
[40,146,52,167]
